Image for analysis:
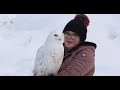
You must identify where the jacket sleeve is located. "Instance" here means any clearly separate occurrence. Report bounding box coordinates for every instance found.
[56,48,95,76]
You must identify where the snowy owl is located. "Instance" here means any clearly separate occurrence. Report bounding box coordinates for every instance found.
[33,31,64,76]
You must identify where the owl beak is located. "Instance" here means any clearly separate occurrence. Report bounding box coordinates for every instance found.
[59,38,61,41]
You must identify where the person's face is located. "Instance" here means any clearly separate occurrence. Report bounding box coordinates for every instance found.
[64,31,80,49]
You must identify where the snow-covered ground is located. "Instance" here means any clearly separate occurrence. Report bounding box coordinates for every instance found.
[0,14,120,76]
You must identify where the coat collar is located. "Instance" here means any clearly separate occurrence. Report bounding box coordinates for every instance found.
[63,41,97,62]
[64,41,97,54]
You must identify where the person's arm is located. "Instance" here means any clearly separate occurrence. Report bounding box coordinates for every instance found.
[56,48,95,76]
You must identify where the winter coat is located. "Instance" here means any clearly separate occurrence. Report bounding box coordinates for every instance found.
[56,42,97,76]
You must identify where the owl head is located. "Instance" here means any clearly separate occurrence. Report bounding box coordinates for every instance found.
[45,31,64,44]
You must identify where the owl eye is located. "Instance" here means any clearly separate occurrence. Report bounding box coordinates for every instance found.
[54,34,58,37]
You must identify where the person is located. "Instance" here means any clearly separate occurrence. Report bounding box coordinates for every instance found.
[55,14,97,76]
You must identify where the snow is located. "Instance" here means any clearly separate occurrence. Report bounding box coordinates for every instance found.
[0,14,120,76]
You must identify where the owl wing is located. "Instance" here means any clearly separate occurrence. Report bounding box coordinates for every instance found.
[33,46,47,75]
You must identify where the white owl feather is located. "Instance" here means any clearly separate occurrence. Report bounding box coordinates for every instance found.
[33,31,64,76]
